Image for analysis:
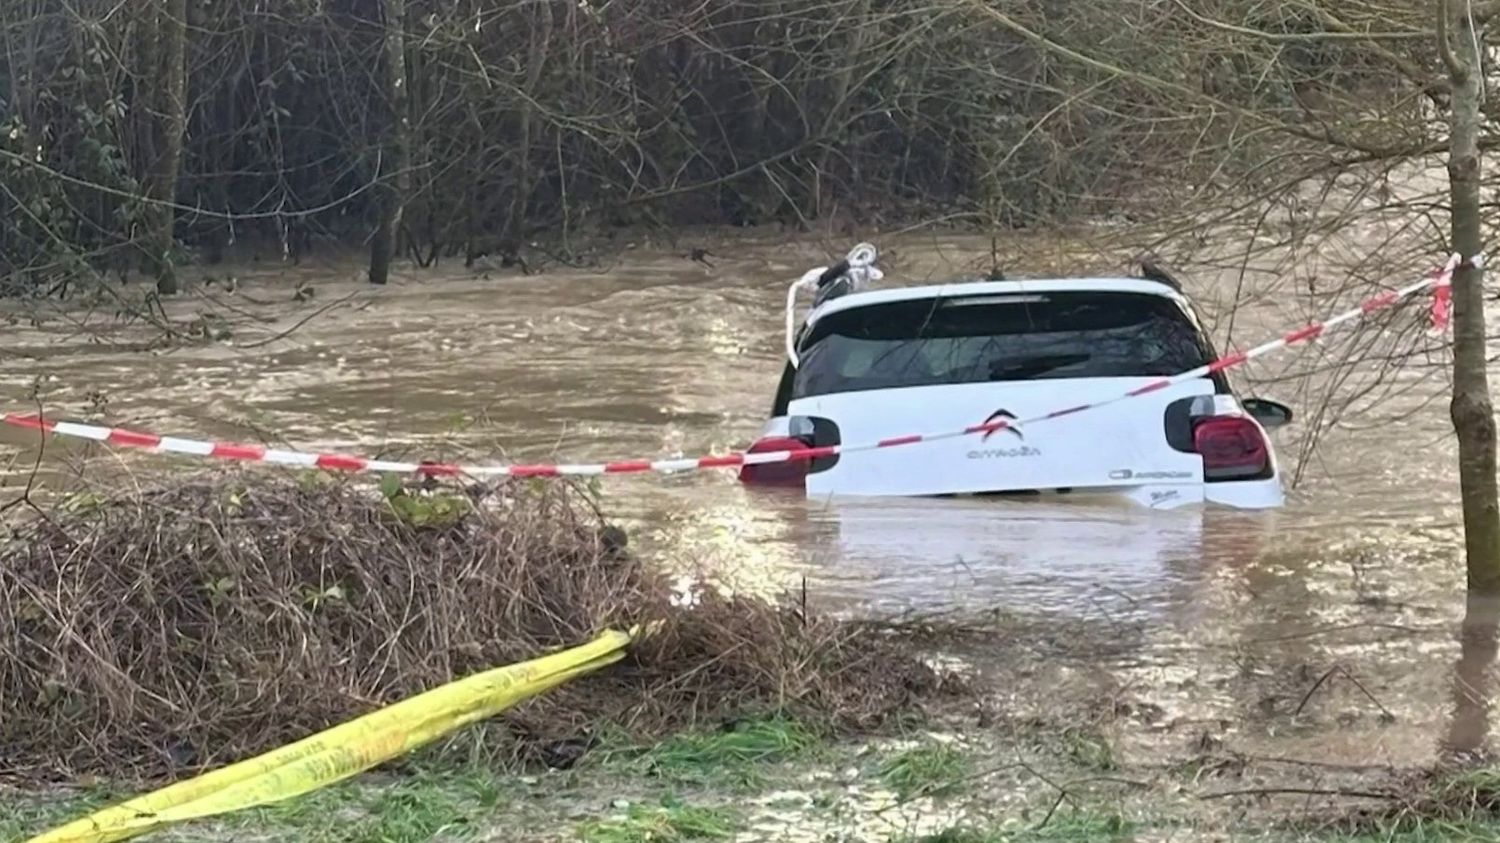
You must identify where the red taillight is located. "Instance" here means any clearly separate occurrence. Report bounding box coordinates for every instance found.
[1193,416,1269,481]
[738,436,812,487]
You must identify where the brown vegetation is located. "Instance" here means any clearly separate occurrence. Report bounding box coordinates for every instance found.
[2,0,1420,295]
[0,474,947,781]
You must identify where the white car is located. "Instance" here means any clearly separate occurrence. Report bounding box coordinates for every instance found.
[739,252,1292,510]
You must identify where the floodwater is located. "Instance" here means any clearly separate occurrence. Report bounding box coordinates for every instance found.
[0,225,1488,773]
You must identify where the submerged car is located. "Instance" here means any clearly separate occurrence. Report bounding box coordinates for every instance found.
[740,250,1292,509]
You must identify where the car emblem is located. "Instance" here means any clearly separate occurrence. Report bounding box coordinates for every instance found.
[980,409,1023,441]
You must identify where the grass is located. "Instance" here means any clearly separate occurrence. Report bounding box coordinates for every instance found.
[0,719,795,843]
[23,728,1500,843]
[229,766,509,842]
[1278,766,1500,843]
[1427,766,1500,814]
[1020,811,1133,842]
[0,767,513,843]
[900,809,1133,842]
[907,813,1500,843]
[577,798,736,843]
[0,787,117,843]
[622,716,822,787]
[1057,727,1116,772]
[1303,822,1500,842]
[879,744,973,800]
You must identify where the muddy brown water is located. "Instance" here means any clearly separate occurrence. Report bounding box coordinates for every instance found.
[0,228,1488,775]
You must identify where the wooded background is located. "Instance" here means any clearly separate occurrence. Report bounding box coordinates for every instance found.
[0,0,1440,294]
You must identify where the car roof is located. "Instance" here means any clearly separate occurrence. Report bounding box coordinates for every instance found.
[806,278,1190,326]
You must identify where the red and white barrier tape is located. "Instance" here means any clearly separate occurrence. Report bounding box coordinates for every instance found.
[1,255,1463,479]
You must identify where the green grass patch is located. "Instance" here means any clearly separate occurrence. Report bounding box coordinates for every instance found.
[622,716,822,787]
[1426,765,1500,813]
[2,766,514,843]
[578,798,736,843]
[1022,810,1133,842]
[1247,762,1500,842]
[225,766,510,842]
[1290,765,1500,842]
[879,744,973,800]
[0,788,117,843]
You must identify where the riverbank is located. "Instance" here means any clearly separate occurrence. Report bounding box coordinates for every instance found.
[0,475,1491,842]
[7,709,1499,842]
[0,475,1493,842]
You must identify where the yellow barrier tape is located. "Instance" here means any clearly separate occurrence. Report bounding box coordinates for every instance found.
[25,628,633,843]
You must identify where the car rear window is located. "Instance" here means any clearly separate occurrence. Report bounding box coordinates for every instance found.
[792,291,1214,400]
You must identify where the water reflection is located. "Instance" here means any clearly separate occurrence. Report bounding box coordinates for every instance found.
[1443,593,1500,758]
[800,496,1272,619]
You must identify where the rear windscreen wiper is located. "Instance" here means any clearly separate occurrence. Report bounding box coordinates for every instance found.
[988,353,1091,380]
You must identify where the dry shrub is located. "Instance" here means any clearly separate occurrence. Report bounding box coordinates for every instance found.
[0,473,943,781]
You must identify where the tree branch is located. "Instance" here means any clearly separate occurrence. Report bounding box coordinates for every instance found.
[1171,0,1430,42]
[1439,0,1468,82]
[1475,0,1500,24]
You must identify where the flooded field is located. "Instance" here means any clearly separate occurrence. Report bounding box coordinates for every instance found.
[0,226,1486,791]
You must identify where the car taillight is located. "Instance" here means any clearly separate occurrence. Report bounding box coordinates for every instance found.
[738,436,812,487]
[1193,416,1269,481]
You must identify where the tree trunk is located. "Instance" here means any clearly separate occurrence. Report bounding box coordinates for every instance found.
[1443,593,1500,757]
[149,0,188,295]
[1442,0,1500,593]
[369,0,410,286]
[501,3,552,251]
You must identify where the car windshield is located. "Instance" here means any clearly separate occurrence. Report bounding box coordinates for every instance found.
[792,291,1214,400]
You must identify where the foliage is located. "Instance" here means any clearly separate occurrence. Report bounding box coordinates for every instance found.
[378,473,472,528]
[1,0,1419,294]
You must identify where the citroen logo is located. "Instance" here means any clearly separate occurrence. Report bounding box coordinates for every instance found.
[980,409,1024,441]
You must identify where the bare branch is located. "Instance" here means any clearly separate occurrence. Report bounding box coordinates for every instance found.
[1439,0,1468,82]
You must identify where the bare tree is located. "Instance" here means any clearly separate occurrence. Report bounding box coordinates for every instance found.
[5,0,1185,289]
[369,0,410,286]
[146,0,189,294]
[1440,0,1500,591]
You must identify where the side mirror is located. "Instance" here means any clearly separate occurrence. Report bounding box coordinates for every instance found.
[1243,398,1293,429]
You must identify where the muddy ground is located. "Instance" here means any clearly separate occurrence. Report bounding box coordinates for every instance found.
[3,682,1490,842]
[4,596,1497,842]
